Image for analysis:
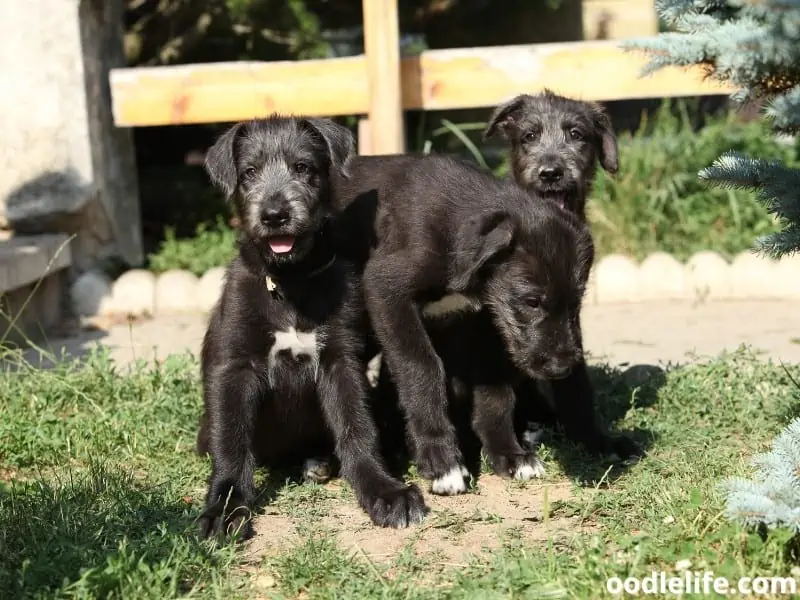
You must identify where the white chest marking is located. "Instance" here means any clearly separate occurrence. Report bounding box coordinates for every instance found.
[421,293,482,320]
[268,327,319,383]
[270,326,318,360]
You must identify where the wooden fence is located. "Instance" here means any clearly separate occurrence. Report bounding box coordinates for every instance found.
[108,0,734,155]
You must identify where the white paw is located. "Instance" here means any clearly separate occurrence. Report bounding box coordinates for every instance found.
[514,457,546,481]
[302,457,331,483]
[431,466,468,495]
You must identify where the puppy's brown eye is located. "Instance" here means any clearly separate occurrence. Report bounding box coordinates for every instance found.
[569,129,584,141]
[522,131,537,143]
[526,297,541,309]
[294,162,312,175]
[243,167,258,179]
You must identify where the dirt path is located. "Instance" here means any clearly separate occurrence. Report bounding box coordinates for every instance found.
[581,299,800,366]
[245,475,581,565]
[27,299,800,369]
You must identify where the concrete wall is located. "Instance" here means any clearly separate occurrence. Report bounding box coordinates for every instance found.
[0,0,142,271]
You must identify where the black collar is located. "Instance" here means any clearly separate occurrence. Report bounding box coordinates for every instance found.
[239,230,338,299]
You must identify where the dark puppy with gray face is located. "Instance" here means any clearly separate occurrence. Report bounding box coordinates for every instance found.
[347,155,594,494]
[485,90,640,463]
[484,89,619,220]
[195,115,427,539]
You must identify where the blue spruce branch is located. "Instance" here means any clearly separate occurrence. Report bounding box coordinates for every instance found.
[640,0,800,537]
[766,86,800,132]
[722,418,800,532]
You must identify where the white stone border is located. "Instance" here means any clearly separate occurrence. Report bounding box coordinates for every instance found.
[70,250,800,318]
[588,250,800,304]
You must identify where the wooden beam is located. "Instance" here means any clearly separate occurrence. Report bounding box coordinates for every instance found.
[110,40,735,127]
[110,57,368,126]
[362,0,404,154]
[357,118,372,155]
[400,41,734,111]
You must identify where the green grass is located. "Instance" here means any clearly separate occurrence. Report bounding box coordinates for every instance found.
[2,346,800,598]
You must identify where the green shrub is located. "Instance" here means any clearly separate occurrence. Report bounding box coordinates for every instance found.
[146,217,237,276]
[584,102,795,260]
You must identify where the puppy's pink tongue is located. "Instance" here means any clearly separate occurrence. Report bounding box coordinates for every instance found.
[550,194,566,210]
[268,236,295,254]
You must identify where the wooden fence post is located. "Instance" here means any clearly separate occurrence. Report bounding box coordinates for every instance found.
[361,0,404,155]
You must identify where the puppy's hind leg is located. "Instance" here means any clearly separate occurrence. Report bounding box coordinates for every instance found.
[472,383,546,481]
[198,367,263,540]
[317,348,428,528]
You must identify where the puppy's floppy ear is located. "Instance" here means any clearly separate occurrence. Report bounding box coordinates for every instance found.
[592,105,619,174]
[450,211,515,292]
[483,95,528,140]
[204,122,245,199]
[304,118,356,177]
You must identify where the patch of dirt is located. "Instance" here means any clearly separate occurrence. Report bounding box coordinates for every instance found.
[247,474,584,564]
[0,466,19,481]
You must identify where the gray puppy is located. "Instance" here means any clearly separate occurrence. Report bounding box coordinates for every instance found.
[484,89,619,220]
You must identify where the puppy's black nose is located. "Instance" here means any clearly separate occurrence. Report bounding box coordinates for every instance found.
[538,166,564,183]
[261,206,291,226]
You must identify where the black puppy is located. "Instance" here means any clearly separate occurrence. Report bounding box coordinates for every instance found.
[336,155,595,494]
[485,90,640,462]
[195,115,427,539]
[484,89,619,220]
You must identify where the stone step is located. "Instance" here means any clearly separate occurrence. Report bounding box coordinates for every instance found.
[0,232,72,293]
[0,232,72,345]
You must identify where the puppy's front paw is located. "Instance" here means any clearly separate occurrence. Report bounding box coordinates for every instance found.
[415,440,468,495]
[486,450,546,480]
[362,483,428,528]
[513,456,547,480]
[197,501,254,540]
[302,457,333,483]
[430,465,470,495]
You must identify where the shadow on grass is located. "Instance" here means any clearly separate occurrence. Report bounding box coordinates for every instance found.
[378,361,667,488]
[0,462,234,599]
[1,326,110,373]
[536,362,666,486]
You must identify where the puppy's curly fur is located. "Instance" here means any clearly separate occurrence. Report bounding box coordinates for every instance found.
[195,116,427,539]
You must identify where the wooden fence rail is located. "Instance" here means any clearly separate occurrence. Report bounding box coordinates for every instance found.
[109,0,733,154]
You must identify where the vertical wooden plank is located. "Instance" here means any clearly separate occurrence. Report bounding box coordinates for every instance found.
[357,118,372,155]
[361,0,404,155]
[582,0,658,40]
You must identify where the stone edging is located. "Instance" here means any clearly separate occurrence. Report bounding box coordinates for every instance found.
[69,250,800,318]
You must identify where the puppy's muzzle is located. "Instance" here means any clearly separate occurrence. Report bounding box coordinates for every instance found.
[531,350,581,380]
[538,165,564,183]
[261,206,291,227]
[544,364,573,380]
[260,194,292,228]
